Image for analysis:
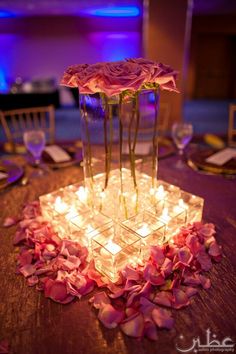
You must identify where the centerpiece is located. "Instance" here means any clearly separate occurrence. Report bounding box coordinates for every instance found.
[39,58,204,282]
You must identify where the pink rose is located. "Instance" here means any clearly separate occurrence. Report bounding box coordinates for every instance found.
[98,61,146,96]
[61,64,88,87]
[126,58,178,92]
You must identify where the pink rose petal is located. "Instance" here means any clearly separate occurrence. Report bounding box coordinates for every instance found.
[27,275,39,287]
[44,279,74,304]
[152,307,174,329]
[19,264,36,277]
[143,264,165,286]
[150,246,165,266]
[3,217,18,227]
[122,265,140,281]
[197,251,212,271]
[90,291,111,309]
[120,313,144,338]
[172,288,190,309]
[144,321,158,341]
[153,291,172,307]
[98,304,124,329]
[161,258,173,277]
[199,275,211,289]
[184,286,199,297]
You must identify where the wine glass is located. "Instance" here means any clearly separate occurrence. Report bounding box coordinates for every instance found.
[171,123,193,167]
[23,130,46,176]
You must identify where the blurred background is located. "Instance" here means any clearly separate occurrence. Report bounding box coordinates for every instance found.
[0,0,236,143]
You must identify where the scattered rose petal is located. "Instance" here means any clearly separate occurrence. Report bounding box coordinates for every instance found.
[153,291,172,307]
[12,200,222,341]
[197,251,212,271]
[90,291,111,309]
[3,216,18,227]
[44,279,74,304]
[120,313,144,338]
[144,321,158,341]
[98,304,124,329]
[172,288,190,309]
[152,307,174,329]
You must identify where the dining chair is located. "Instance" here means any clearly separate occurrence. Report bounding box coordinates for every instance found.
[228,104,236,147]
[0,105,55,153]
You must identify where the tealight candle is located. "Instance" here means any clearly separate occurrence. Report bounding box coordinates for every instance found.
[54,196,68,214]
[76,186,88,203]
[137,223,151,237]
[179,198,188,210]
[155,185,166,200]
[161,207,171,223]
[65,206,78,220]
[104,239,122,255]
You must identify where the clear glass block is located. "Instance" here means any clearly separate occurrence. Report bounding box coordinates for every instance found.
[69,211,112,247]
[148,200,186,241]
[177,191,204,223]
[122,211,165,260]
[92,223,141,282]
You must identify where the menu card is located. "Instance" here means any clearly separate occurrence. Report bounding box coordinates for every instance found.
[205,148,236,166]
[44,145,71,163]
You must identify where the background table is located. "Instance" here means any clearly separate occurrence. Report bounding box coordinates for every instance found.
[0,155,236,354]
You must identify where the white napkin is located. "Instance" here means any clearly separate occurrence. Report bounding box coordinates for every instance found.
[206,148,236,166]
[44,145,71,163]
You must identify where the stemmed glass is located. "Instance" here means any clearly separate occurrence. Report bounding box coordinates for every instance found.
[171,123,193,168]
[23,130,46,176]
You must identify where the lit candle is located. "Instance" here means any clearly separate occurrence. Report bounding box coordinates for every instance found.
[65,206,78,220]
[103,239,122,255]
[179,198,188,210]
[137,223,150,237]
[76,186,88,203]
[54,196,68,214]
[161,207,171,223]
[155,185,166,200]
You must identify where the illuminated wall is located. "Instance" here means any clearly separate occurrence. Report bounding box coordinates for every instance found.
[0,12,142,89]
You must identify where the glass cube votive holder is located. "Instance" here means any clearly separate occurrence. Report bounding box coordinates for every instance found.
[148,201,186,242]
[176,191,204,223]
[91,223,141,282]
[69,211,112,247]
[122,211,166,260]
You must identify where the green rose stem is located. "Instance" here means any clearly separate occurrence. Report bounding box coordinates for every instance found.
[103,96,109,190]
[108,103,113,185]
[128,97,136,185]
[82,98,94,191]
[118,95,128,220]
[131,92,140,188]
[152,88,159,189]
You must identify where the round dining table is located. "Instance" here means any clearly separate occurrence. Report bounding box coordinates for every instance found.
[0,154,236,354]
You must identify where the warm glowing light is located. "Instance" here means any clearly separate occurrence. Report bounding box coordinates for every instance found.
[65,207,78,220]
[155,185,166,200]
[76,186,88,203]
[178,198,188,210]
[137,223,150,237]
[54,196,68,214]
[105,240,122,255]
[161,208,171,223]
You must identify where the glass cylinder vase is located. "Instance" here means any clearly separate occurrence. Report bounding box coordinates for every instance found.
[79,89,160,221]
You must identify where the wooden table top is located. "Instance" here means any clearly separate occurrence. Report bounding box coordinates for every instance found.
[0,155,236,354]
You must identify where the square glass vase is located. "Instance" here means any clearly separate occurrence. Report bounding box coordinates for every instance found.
[91,223,141,282]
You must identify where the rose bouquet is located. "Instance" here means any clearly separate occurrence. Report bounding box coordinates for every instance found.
[61,59,178,207]
[61,58,178,97]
